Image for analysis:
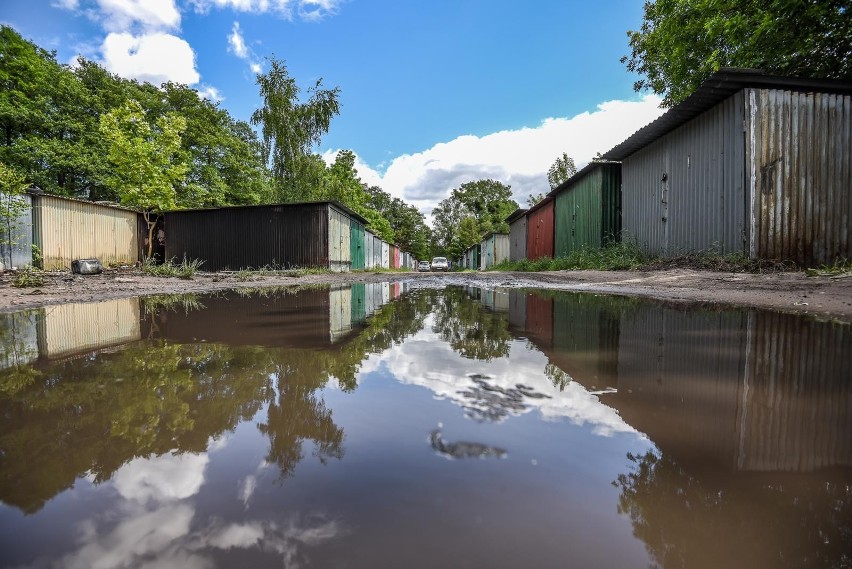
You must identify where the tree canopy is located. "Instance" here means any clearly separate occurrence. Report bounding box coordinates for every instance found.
[622,0,852,106]
[431,179,518,260]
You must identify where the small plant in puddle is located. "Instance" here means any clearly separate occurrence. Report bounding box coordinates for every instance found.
[142,257,203,279]
[12,265,44,288]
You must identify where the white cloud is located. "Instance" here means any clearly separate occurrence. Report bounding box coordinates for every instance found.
[196,84,224,101]
[91,0,182,32]
[227,21,262,74]
[359,310,640,437]
[189,0,342,20]
[101,32,200,85]
[227,21,249,58]
[113,452,209,503]
[333,95,666,217]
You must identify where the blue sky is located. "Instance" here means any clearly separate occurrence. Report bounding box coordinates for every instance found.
[2,0,666,214]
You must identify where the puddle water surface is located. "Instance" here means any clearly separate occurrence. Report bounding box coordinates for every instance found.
[0,284,850,568]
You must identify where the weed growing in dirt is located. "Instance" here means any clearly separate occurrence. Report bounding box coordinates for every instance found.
[12,265,44,288]
[806,259,852,278]
[142,257,204,279]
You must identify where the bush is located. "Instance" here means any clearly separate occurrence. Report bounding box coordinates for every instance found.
[12,265,44,288]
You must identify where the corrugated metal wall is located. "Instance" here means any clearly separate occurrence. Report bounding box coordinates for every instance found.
[32,195,139,270]
[38,298,141,359]
[549,293,621,388]
[381,242,389,268]
[735,311,852,471]
[350,218,365,270]
[621,93,746,256]
[507,290,526,331]
[616,306,749,469]
[524,293,553,348]
[509,216,527,261]
[364,231,374,269]
[526,198,555,259]
[373,235,382,268]
[0,192,32,270]
[329,285,352,342]
[746,88,852,265]
[392,245,400,269]
[493,234,509,265]
[554,164,622,256]
[328,205,352,272]
[481,234,495,269]
[164,203,329,271]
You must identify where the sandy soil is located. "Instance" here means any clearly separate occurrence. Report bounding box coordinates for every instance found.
[2,267,851,322]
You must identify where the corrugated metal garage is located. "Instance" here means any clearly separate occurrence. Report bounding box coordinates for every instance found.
[553,163,622,256]
[605,69,852,265]
[526,196,555,260]
[506,208,527,262]
[162,201,366,272]
[32,193,139,270]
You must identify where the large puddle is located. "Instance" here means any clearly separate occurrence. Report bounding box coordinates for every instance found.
[0,284,850,568]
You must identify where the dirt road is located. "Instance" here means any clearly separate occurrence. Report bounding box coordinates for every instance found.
[2,268,851,322]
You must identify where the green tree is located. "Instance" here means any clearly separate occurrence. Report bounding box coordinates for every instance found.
[622,0,852,106]
[432,179,518,258]
[99,100,188,259]
[547,152,577,189]
[251,57,340,200]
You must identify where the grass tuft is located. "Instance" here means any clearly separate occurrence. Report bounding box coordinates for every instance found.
[12,265,45,288]
[806,258,852,278]
[488,241,651,272]
[142,257,204,279]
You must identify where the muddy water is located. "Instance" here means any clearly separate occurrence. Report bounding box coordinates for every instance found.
[0,284,850,568]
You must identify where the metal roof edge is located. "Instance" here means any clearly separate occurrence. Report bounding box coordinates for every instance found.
[548,161,621,198]
[602,68,852,161]
[504,208,528,224]
[29,192,141,214]
[162,200,368,224]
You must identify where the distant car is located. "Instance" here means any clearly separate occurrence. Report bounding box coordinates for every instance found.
[418,260,431,272]
[430,256,449,272]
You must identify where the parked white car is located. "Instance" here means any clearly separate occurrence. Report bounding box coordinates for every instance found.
[417,260,431,272]
[430,257,449,272]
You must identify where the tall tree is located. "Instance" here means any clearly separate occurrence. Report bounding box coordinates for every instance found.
[99,100,188,259]
[547,152,577,189]
[251,58,340,200]
[431,179,518,259]
[622,0,852,106]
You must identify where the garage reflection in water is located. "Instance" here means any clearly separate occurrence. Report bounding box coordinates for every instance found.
[0,284,850,568]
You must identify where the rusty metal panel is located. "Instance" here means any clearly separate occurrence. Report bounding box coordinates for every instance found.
[328,205,351,272]
[524,293,553,348]
[621,93,746,256]
[32,194,139,270]
[495,234,509,264]
[509,215,527,261]
[526,198,554,259]
[392,245,400,269]
[746,88,852,265]
[0,192,32,270]
[38,298,141,359]
[615,305,749,470]
[163,203,329,271]
[735,311,852,471]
